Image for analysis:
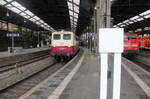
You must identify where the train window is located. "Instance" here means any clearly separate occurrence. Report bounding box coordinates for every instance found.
[124,35,129,40]
[53,34,60,40]
[63,34,71,40]
[128,35,136,39]
[124,35,136,40]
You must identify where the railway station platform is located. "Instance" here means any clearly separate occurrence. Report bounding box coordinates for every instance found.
[19,49,150,99]
[0,46,49,58]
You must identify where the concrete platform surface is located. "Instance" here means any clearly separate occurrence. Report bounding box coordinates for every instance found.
[21,49,147,99]
[0,46,49,58]
[59,51,99,99]
[59,51,146,99]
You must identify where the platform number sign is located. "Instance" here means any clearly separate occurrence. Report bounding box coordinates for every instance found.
[6,33,20,53]
[6,33,20,37]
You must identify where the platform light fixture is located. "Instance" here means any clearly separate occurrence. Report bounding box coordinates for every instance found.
[130,15,139,20]
[5,0,13,2]
[11,1,26,11]
[144,14,150,19]
[128,21,134,24]
[0,0,55,32]
[140,10,150,16]
[114,9,150,28]
[136,18,144,21]
[144,27,149,31]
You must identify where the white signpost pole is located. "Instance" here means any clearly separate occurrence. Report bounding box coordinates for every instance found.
[100,53,108,99]
[99,28,123,99]
[12,36,14,50]
[113,53,122,99]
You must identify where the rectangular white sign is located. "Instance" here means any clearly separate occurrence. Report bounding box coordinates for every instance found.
[99,28,124,53]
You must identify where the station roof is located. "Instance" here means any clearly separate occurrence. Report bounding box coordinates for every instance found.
[0,0,96,35]
[112,0,150,33]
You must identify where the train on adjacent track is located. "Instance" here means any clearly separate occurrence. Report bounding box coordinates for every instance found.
[50,30,79,60]
[123,32,150,55]
[123,33,140,55]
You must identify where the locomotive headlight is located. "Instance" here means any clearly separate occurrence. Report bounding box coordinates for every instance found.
[131,44,138,47]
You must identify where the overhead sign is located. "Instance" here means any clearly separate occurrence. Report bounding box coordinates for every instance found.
[6,33,20,37]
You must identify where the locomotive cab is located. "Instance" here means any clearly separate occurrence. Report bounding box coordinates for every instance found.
[123,33,140,55]
[50,31,79,60]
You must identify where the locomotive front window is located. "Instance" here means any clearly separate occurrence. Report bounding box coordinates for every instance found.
[128,35,136,39]
[63,34,71,40]
[53,34,60,40]
[124,35,129,40]
[124,35,136,40]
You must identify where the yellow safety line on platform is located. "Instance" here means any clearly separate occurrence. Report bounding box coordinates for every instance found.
[47,53,85,99]
[18,52,82,99]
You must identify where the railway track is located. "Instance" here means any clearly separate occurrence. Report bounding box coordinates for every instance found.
[0,62,63,99]
[0,50,58,95]
[0,51,82,99]
[0,50,49,68]
[124,52,150,97]
[0,54,50,73]
[131,53,150,72]
[138,51,150,58]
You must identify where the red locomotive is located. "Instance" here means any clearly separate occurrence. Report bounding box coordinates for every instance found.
[137,36,150,49]
[123,33,140,55]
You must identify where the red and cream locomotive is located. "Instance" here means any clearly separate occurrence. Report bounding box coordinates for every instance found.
[50,30,79,60]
